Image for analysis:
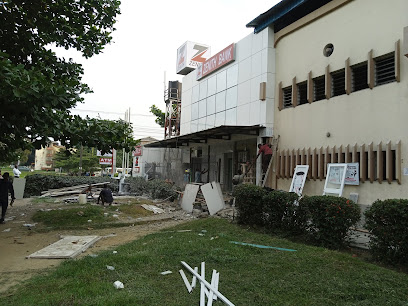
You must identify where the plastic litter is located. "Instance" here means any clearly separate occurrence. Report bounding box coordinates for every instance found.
[160,270,172,275]
[113,280,124,289]
[106,265,115,271]
[23,223,36,227]
[112,251,118,254]
[2,228,11,232]
[112,214,119,218]
[87,220,92,223]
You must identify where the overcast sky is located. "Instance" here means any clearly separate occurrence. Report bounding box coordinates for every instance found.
[59,0,282,140]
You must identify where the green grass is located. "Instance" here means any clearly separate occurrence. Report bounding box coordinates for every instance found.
[3,218,408,305]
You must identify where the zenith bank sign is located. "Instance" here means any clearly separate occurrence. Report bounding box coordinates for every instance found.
[196,43,235,80]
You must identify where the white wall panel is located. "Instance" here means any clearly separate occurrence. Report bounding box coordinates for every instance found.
[199,80,207,100]
[238,57,251,84]
[198,117,206,131]
[198,98,207,118]
[192,85,199,103]
[215,91,226,113]
[206,114,215,129]
[235,34,252,62]
[207,75,217,96]
[249,101,260,125]
[237,103,250,125]
[227,64,238,88]
[250,75,262,103]
[207,95,216,115]
[237,80,251,106]
[251,52,262,78]
[190,120,198,133]
[216,70,227,92]
[251,30,263,55]
[191,102,199,120]
[215,111,225,126]
[225,108,237,125]
[226,86,237,109]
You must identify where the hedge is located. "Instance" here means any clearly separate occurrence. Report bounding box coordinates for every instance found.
[364,199,408,264]
[233,185,361,249]
[24,175,180,201]
[299,195,360,248]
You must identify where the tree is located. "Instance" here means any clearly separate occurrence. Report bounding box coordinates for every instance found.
[149,105,165,128]
[54,147,100,174]
[0,0,137,163]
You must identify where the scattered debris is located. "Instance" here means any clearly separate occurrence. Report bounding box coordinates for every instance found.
[141,204,165,214]
[112,251,118,254]
[2,228,11,232]
[230,241,297,252]
[113,280,124,289]
[160,270,172,275]
[106,265,115,271]
[112,214,119,218]
[180,261,234,306]
[23,223,36,227]
[89,254,98,258]
[87,220,92,223]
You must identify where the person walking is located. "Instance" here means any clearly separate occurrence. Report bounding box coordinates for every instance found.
[0,172,15,224]
[13,165,21,178]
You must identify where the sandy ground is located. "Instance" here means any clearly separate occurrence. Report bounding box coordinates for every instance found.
[0,197,197,294]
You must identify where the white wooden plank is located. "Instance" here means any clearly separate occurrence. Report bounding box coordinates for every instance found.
[181,184,200,213]
[201,182,225,215]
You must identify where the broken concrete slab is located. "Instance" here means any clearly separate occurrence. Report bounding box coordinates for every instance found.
[27,235,101,259]
[200,182,225,216]
[181,184,200,213]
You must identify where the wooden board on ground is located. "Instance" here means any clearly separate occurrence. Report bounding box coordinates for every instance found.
[181,184,200,213]
[27,236,101,259]
[200,182,225,216]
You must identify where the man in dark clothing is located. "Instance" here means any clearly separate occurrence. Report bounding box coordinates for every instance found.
[0,172,15,224]
[97,184,113,206]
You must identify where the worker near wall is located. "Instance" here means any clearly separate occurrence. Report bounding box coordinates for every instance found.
[97,184,113,206]
[0,172,15,224]
[256,143,273,173]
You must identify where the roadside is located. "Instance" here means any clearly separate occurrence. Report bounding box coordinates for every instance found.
[0,197,195,294]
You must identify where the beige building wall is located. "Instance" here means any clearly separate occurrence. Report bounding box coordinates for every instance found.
[273,0,408,204]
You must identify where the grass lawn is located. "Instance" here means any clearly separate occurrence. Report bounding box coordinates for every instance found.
[3,218,408,305]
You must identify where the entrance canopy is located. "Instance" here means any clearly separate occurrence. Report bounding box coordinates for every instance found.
[145,125,261,148]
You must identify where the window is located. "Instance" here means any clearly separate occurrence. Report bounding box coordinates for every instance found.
[313,76,325,101]
[297,82,308,105]
[375,52,395,86]
[351,62,368,92]
[331,69,345,97]
[283,86,292,108]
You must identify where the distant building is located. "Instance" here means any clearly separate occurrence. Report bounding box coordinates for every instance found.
[34,142,64,171]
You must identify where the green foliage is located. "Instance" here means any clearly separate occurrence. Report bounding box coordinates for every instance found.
[365,199,408,264]
[24,174,117,197]
[54,147,100,173]
[0,1,138,162]
[149,104,165,127]
[233,184,265,226]
[234,187,360,249]
[263,191,307,234]
[300,195,361,249]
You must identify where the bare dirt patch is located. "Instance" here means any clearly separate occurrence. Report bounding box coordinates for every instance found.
[0,197,196,294]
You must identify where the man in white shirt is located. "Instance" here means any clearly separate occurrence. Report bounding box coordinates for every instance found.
[13,165,21,178]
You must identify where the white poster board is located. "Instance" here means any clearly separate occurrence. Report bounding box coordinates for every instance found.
[345,163,359,185]
[323,163,348,197]
[289,165,309,196]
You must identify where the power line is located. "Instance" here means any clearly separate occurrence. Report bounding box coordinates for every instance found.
[71,108,156,117]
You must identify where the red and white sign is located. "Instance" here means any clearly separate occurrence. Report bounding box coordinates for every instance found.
[133,146,143,157]
[133,167,140,174]
[99,158,113,165]
[196,43,235,80]
[176,41,211,75]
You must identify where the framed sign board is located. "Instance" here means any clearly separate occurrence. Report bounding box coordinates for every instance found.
[289,165,309,196]
[345,163,359,185]
[323,163,348,197]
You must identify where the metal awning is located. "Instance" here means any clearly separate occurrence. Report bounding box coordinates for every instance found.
[145,125,261,148]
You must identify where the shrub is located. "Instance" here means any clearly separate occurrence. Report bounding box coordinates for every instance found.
[300,195,360,249]
[24,174,117,197]
[263,191,306,234]
[233,184,265,226]
[364,199,408,264]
